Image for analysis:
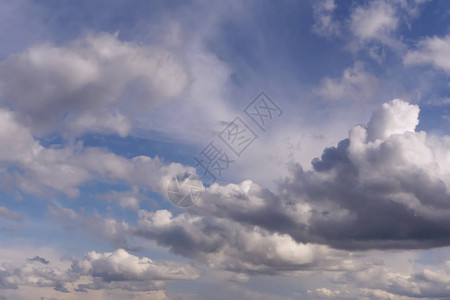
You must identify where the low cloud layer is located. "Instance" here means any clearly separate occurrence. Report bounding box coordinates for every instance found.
[0,249,197,294]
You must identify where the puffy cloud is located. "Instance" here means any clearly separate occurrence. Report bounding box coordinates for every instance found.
[0,32,189,137]
[282,99,450,249]
[136,206,357,274]
[346,0,428,54]
[72,249,198,292]
[404,35,450,74]
[350,1,398,42]
[0,257,76,292]
[0,248,197,294]
[366,99,420,141]
[136,99,450,273]
[315,0,428,58]
[0,107,192,198]
[315,62,379,101]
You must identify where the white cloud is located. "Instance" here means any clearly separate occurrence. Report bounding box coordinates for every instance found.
[0,256,76,292]
[312,0,340,37]
[72,249,198,292]
[136,203,355,274]
[0,32,189,137]
[136,99,450,262]
[320,0,429,58]
[350,1,399,41]
[366,99,420,141]
[0,107,193,198]
[316,62,379,101]
[0,248,197,295]
[404,35,450,74]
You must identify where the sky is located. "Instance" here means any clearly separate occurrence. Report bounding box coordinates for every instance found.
[0,0,450,299]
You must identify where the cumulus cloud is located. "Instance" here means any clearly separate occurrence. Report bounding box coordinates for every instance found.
[0,248,197,294]
[72,249,198,292]
[282,99,450,249]
[314,0,428,59]
[134,98,450,277]
[350,1,399,42]
[312,0,404,45]
[366,99,420,141]
[0,257,76,292]
[0,107,192,198]
[0,32,189,137]
[315,61,379,101]
[404,35,450,74]
[136,200,357,274]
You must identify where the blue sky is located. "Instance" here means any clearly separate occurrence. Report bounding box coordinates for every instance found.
[0,0,450,299]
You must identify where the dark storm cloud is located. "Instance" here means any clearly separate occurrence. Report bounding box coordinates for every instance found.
[136,99,450,265]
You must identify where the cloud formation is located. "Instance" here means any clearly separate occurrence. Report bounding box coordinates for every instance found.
[0,248,197,294]
[72,249,198,292]
[288,99,450,249]
[0,107,192,198]
[133,99,450,276]
[0,32,189,137]
[316,61,379,101]
[404,35,450,74]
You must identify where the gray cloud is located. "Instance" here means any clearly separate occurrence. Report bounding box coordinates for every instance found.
[0,107,192,199]
[0,259,77,292]
[0,248,197,294]
[71,249,198,292]
[134,99,450,276]
[28,256,50,265]
[281,99,450,249]
[49,207,133,250]
[136,208,359,275]
[0,32,189,138]
[304,255,450,299]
